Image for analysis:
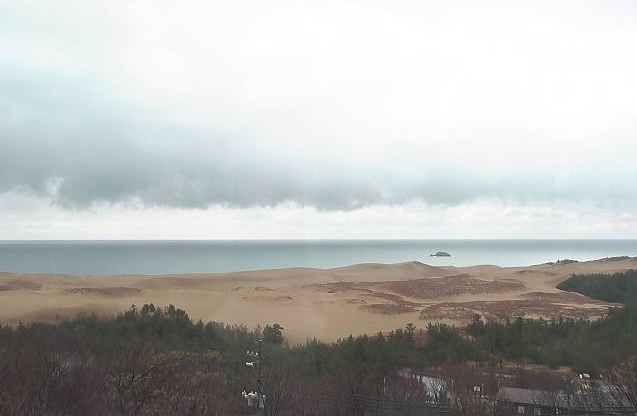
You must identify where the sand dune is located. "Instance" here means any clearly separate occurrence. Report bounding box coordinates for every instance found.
[0,258,635,343]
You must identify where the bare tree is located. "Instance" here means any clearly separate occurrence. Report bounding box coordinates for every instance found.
[107,343,167,416]
[601,356,637,406]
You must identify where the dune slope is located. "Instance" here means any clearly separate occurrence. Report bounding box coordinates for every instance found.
[0,258,635,342]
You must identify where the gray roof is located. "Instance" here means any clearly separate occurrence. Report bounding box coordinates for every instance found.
[497,387,571,407]
[499,385,636,409]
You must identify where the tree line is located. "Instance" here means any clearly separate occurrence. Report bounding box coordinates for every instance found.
[557,269,637,304]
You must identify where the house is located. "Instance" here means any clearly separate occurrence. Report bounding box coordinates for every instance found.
[397,368,449,404]
[497,386,637,416]
[497,387,571,415]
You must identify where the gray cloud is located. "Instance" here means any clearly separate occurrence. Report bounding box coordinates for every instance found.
[1,1,636,212]
[1,87,634,212]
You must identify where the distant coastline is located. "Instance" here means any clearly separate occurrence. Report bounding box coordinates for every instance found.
[0,239,635,276]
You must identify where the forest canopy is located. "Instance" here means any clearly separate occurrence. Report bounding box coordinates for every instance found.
[557,269,637,304]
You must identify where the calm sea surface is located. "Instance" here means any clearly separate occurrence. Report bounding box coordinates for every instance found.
[0,240,635,276]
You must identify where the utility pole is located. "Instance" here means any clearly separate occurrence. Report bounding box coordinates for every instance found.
[243,339,267,416]
[256,339,266,416]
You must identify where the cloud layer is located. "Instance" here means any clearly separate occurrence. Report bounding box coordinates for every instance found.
[1,0,636,215]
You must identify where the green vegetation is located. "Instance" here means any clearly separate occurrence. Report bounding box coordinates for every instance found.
[263,323,284,344]
[557,269,637,304]
[468,305,637,369]
[3,299,636,375]
[2,303,258,355]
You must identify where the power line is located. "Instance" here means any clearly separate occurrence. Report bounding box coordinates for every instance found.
[243,339,267,416]
[312,389,449,415]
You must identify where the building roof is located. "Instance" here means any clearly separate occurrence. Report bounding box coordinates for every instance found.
[397,368,447,392]
[497,387,571,407]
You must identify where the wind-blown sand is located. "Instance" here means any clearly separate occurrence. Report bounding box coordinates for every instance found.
[0,258,635,343]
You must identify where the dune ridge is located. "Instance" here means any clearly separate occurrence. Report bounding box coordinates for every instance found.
[0,258,635,343]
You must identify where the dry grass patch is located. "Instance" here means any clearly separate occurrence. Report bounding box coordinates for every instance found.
[65,287,142,297]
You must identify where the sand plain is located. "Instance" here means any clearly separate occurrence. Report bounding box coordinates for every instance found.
[0,258,635,343]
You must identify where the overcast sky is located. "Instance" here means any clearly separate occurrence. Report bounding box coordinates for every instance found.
[1,0,636,239]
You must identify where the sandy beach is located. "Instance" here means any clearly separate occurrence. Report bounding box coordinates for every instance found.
[1,258,635,343]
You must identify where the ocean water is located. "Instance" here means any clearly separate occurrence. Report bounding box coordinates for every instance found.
[0,240,635,276]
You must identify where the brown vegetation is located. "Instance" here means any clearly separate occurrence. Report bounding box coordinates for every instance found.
[65,287,143,297]
[419,297,612,323]
[317,275,526,300]
[360,303,417,315]
[0,279,42,291]
[378,275,527,299]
